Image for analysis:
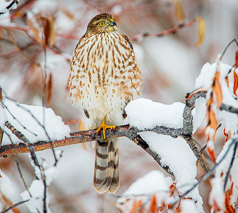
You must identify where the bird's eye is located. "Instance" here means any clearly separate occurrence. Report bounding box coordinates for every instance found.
[99,21,105,26]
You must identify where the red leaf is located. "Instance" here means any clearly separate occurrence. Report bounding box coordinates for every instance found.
[213,71,223,107]
[207,146,216,164]
[225,183,235,213]
[235,48,238,68]
[224,129,229,142]
[169,182,176,196]
[130,200,144,213]
[233,71,238,96]
[225,76,229,87]
[186,88,207,100]
[150,194,157,213]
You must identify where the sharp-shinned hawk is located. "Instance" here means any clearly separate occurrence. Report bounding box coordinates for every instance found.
[69,13,142,194]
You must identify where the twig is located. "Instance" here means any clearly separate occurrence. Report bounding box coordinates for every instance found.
[223,142,237,191]
[220,103,238,114]
[130,18,197,42]
[2,101,37,137]
[133,135,174,176]
[1,199,30,213]
[0,0,19,15]
[4,121,40,169]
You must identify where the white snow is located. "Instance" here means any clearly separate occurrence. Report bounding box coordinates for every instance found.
[120,170,170,197]
[140,133,203,211]
[1,98,71,145]
[209,177,225,211]
[0,101,7,130]
[181,199,199,213]
[125,98,185,130]
[192,97,206,134]
[0,171,20,206]
[117,170,172,211]
[21,157,59,213]
[21,180,48,213]
[0,11,14,26]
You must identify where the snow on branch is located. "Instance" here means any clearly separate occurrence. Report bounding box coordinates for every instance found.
[0,87,209,177]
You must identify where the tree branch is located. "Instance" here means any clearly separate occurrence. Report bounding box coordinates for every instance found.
[0,89,211,176]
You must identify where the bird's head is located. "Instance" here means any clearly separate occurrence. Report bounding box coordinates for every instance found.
[86,13,118,35]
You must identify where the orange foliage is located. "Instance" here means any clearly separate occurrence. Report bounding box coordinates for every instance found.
[213,71,223,108]
[233,71,238,96]
[196,16,206,46]
[150,194,157,213]
[130,200,144,213]
[207,146,216,164]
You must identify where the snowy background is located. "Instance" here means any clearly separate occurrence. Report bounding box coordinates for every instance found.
[0,0,238,212]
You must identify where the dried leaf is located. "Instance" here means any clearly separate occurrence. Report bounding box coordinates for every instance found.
[169,182,176,196]
[150,194,157,213]
[235,48,238,68]
[224,129,229,141]
[41,16,55,47]
[225,184,235,213]
[65,119,79,125]
[225,76,229,87]
[196,16,206,46]
[46,73,53,105]
[207,146,216,164]
[130,200,144,213]
[207,100,218,131]
[213,71,223,107]
[78,120,87,151]
[157,201,166,212]
[173,0,185,21]
[186,88,207,101]
[233,71,238,96]
[26,17,43,44]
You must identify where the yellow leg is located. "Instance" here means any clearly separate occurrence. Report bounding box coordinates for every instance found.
[96,117,116,139]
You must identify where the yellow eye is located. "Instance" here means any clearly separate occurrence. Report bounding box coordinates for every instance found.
[99,21,105,26]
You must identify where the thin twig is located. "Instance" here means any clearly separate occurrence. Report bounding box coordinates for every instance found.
[1,199,30,213]
[223,142,237,191]
[220,103,238,114]
[130,18,197,42]
[133,135,174,176]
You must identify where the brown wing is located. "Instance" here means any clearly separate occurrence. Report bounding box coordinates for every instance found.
[120,34,133,50]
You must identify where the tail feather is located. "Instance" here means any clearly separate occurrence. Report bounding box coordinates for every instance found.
[93,140,119,194]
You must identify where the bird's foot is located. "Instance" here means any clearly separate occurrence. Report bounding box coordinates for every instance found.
[96,117,116,139]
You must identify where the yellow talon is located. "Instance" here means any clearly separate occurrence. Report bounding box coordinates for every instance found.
[96,117,116,139]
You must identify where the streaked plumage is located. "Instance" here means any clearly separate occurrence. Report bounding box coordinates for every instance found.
[69,13,142,193]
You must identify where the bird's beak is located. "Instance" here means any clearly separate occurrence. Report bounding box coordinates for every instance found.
[110,19,117,26]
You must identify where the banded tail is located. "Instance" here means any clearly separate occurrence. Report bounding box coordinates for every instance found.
[93,139,119,194]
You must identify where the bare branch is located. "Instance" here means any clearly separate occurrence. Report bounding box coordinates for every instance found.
[130,18,197,42]
[220,103,238,114]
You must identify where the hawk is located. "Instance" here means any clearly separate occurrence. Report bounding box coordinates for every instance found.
[69,13,142,194]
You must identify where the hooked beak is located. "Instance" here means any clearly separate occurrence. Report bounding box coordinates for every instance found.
[110,20,117,26]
